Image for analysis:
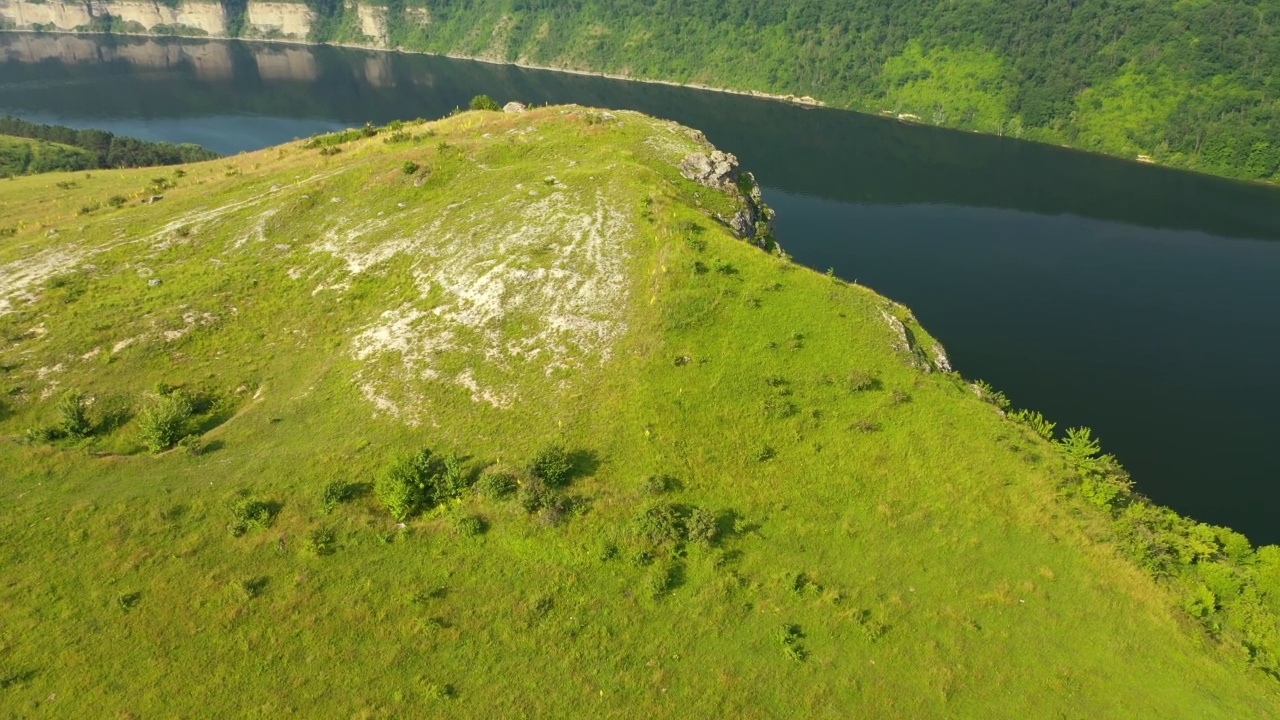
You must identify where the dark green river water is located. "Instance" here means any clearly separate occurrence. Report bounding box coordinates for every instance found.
[3,33,1279,542]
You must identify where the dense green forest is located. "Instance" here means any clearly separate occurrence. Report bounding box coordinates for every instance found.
[285,0,1278,182]
[0,115,218,172]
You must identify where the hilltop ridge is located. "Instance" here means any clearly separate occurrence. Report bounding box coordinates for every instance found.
[1,106,1278,717]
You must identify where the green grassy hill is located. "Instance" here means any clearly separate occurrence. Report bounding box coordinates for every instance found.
[0,134,96,177]
[1,107,1278,717]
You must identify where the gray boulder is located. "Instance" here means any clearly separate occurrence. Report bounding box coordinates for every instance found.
[678,150,739,191]
[503,101,528,114]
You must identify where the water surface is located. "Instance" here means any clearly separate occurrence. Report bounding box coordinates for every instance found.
[3,32,1279,542]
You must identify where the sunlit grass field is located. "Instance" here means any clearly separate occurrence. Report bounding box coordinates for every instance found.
[0,107,1277,717]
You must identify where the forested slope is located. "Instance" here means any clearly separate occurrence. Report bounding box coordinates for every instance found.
[318,0,1277,182]
[0,134,96,176]
[0,115,218,171]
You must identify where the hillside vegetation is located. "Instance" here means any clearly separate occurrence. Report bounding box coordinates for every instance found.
[1,106,1279,717]
[0,115,219,174]
[287,0,1278,182]
[0,134,97,176]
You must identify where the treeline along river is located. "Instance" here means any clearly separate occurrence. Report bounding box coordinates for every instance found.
[3,33,1279,543]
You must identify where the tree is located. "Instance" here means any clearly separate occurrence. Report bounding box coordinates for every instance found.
[469,95,501,111]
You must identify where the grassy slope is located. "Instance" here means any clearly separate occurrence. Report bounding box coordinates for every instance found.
[0,107,1277,717]
[0,134,96,176]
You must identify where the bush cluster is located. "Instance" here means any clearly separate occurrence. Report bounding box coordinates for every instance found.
[374,449,470,521]
[469,95,501,111]
[632,503,720,552]
[1036,419,1280,679]
[528,445,573,487]
[137,389,194,453]
[227,496,276,537]
[474,470,517,500]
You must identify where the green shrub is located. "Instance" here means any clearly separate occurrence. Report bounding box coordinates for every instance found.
[686,507,718,545]
[434,451,471,501]
[25,425,64,443]
[598,541,620,562]
[177,434,204,456]
[974,381,1011,409]
[475,470,517,500]
[320,481,351,514]
[376,449,435,521]
[762,396,798,419]
[644,474,675,495]
[528,445,573,487]
[776,623,807,660]
[1079,474,1134,512]
[517,478,556,513]
[852,418,879,433]
[1010,409,1056,440]
[137,389,193,453]
[469,95,501,111]
[633,504,684,547]
[402,160,420,175]
[645,562,678,598]
[1059,427,1102,466]
[375,449,473,520]
[117,592,142,612]
[451,514,486,537]
[227,495,276,537]
[848,370,877,392]
[305,527,337,556]
[56,390,91,439]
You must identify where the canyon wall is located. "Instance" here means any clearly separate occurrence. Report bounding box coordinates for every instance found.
[0,0,331,39]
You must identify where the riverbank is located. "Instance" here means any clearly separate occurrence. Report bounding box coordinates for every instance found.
[0,27,828,109]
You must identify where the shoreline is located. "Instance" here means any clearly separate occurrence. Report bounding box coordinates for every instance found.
[0,27,828,109]
[1,27,1275,188]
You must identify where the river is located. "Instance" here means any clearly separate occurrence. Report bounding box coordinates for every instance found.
[3,32,1279,543]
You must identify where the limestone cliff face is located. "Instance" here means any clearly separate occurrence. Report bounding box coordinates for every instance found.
[0,0,226,34]
[0,0,96,30]
[355,3,387,47]
[244,2,313,39]
[173,2,227,34]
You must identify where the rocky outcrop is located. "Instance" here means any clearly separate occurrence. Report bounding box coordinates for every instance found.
[678,150,739,191]
[503,101,528,114]
[0,0,225,34]
[245,2,313,39]
[403,7,430,26]
[355,3,387,46]
[0,0,95,29]
[111,1,226,34]
[881,305,953,373]
[678,150,777,251]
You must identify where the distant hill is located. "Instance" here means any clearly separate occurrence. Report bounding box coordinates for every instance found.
[0,115,218,174]
[0,0,1275,182]
[1,106,1278,716]
[0,134,97,176]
